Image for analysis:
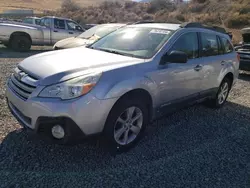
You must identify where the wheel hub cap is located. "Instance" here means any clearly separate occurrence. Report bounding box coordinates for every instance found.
[114,106,143,145]
[218,82,229,104]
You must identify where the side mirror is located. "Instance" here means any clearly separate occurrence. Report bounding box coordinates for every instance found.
[160,51,188,65]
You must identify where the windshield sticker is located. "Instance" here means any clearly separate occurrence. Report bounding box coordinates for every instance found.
[150,29,170,35]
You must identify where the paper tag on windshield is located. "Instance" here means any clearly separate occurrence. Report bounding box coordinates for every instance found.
[150,29,170,35]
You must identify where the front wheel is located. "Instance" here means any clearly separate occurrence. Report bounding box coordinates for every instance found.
[103,97,149,151]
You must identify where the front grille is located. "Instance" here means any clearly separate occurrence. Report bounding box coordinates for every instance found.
[240,56,250,61]
[8,68,38,100]
[239,53,250,61]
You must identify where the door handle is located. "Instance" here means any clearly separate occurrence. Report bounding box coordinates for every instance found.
[194,64,203,71]
[53,30,58,32]
[221,61,226,66]
[69,32,74,34]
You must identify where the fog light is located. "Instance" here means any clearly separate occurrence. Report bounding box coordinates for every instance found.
[51,125,65,139]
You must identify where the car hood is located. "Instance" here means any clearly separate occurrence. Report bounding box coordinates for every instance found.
[18,47,144,86]
[54,36,99,49]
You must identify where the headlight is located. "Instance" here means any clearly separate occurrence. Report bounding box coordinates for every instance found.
[39,72,102,100]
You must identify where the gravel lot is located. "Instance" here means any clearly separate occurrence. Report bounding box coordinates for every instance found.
[0,46,250,187]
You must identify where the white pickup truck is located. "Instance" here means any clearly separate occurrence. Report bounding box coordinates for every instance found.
[0,16,85,51]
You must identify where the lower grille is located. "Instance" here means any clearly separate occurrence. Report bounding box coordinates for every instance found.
[8,102,32,127]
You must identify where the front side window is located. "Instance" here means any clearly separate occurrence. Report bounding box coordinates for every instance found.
[169,32,199,59]
[66,20,83,31]
[220,37,234,53]
[90,27,174,58]
[44,18,50,28]
[54,19,65,30]
[201,33,219,57]
[40,18,50,27]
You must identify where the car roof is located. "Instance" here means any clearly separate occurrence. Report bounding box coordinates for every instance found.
[127,23,181,30]
[99,23,126,27]
[42,16,73,21]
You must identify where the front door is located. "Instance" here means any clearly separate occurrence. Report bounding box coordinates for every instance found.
[51,18,69,44]
[148,32,203,107]
[65,20,84,38]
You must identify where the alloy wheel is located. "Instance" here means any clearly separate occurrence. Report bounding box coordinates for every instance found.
[114,106,143,145]
[218,82,229,105]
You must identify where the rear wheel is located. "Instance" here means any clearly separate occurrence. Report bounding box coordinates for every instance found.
[103,97,149,152]
[10,35,31,52]
[206,78,231,108]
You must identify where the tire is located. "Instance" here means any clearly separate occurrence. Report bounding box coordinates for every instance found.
[10,35,31,52]
[206,77,231,108]
[103,96,149,152]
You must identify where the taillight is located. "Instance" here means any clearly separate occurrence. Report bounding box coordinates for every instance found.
[237,53,240,62]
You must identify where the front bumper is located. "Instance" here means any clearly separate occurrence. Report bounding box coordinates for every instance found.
[239,59,250,71]
[6,84,117,138]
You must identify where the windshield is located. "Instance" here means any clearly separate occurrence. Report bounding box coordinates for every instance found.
[90,27,174,58]
[78,24,122,39]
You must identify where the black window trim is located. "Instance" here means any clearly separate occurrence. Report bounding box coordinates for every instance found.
[219,36,234,54]
[199,32,220,57]
[216,35,224,55]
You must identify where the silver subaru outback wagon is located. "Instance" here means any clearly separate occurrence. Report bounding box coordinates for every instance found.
[6,22,239,150]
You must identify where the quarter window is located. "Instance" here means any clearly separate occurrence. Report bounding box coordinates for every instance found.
[169,32,199,59]
[54,19,65,30]
[220,37,234,53]
[200,33,219,57]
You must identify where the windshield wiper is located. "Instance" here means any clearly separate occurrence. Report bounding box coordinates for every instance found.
[97,48,135,57]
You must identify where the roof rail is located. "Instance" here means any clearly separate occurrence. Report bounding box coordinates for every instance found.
[180,22,232,39]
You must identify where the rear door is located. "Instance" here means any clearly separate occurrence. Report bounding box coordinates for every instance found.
[198,32,221,95]
[51,18,69,44]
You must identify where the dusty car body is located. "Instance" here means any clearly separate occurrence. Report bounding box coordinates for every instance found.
[6,22,239,151]
[53,23,126,50]
[0,16,84,51]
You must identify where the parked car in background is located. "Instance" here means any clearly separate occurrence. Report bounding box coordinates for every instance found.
[0,16,85,51]
[53,23,125,50]
[22,17,41,25]
[6,22,239,151]
[235,27,250,71]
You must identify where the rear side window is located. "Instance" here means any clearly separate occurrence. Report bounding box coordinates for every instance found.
[220,37,234,53]
[54,19,65,30]
[200,33,219,57]
[169,32,199,59]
